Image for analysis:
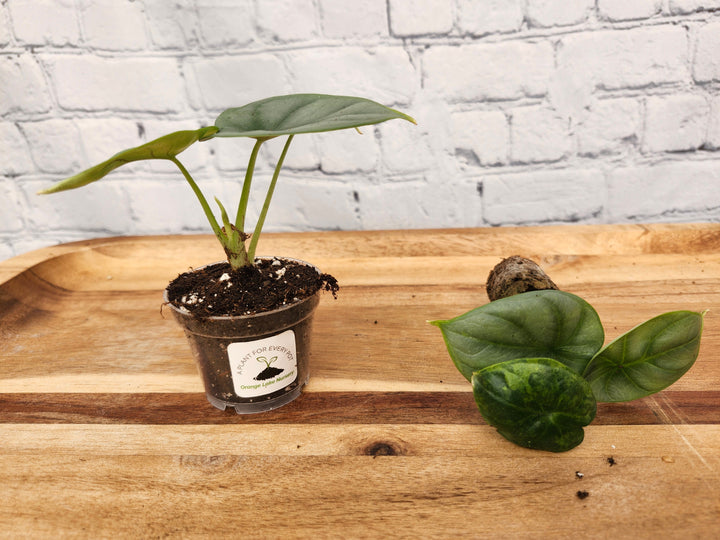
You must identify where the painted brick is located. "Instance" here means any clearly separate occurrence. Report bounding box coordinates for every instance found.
[126,177,229,234]
[483,169,605,225]
[20,119,84,174]
[598,0,663,20]
[23,179,135,234]
[357,179,481,229]
[557,26,688,92]
[607,161,720,220]
[0,122,34,175]
[316,129,380,174]
[510,106,571,164]
[643,94,709,153]
[287,47,417,105]
[0,6,10,46]
[577,98,641,156]
[705,96,720,149]
[669,0,720,14]
[423,41,554,102]
[256,0,318,42]
[526,0,594,27]
[389,0,454,37]
[0,182,24,231]
[74,118,145,165]
[45,55,186,113]
[144,0,198,49]
[0,54,52,115]
[0,241,14,262]
[214,136,265,172]
[196,0,254,48]
[8,0,80,46]
[378,118,434,174]
[4,0,720,255]
[693,22,720,83]
[320,0,388,38]
[457,0,523,36]
[267,176,360,231]
[78,0,147,51]
[451,110,508,166]
[262,135,320,171]
[186,55,289,112]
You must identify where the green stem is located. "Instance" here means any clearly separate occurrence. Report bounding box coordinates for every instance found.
[236,138,265,230]
[247,135,294,261]
[170,157,222,239]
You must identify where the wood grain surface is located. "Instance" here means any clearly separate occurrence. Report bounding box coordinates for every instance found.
[1,224,719,538]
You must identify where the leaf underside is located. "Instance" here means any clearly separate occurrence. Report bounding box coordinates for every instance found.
[472,358,597,453]
[214,94,416,138]
[431,290,605,380]
[583,310,704,402]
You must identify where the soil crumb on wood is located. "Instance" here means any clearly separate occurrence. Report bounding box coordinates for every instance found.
[576,490,589,500]
[486,255,558,301]
[166,258,339,317]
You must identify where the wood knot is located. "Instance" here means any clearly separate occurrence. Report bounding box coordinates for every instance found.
[364,441,401,457]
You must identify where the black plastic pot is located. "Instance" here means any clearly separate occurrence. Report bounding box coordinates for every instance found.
[164,258,321,414]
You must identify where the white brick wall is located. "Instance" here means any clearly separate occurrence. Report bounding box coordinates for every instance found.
[2,0,720,261]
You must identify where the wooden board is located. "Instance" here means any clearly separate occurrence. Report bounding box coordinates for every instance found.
[1,224,719,538]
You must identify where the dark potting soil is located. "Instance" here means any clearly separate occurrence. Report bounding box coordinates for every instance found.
[165,258,339,317]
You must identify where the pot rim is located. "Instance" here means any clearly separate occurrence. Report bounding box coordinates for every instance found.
[163,256,323,322]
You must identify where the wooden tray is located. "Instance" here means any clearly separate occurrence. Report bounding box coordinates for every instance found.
[2,224,719,538]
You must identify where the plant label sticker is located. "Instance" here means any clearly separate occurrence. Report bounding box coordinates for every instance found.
[227,330,298,398]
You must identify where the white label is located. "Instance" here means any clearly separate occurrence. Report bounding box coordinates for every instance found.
[227,330,298,398]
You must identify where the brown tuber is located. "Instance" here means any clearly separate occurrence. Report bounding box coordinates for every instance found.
[486,256,559,301]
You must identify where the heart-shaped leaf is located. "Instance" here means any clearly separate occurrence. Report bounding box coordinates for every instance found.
[431,290,604,380]
[214,94,416,138]
[38,126,219,194]
[582,311,704,402]
[472,358,597,452]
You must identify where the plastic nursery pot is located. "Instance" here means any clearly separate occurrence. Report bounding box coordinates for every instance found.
[164,258,322,414]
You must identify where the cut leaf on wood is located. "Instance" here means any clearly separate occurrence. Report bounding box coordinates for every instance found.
[583,310,704,402]
[431,290,605,380]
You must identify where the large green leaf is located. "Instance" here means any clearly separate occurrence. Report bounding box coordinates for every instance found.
[431,290,604,380]
[472,358,597,452]
[38,126,219,194]
[582,311,704,402]
[214,94,416,138]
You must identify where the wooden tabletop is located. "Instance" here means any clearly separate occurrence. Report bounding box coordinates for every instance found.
[1,224,719,538]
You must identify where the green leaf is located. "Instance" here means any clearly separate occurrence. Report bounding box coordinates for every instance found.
[38,126,219,194]
[582,311,704,402]
[431,290,604,380]
[472,358,597,452]
[214,94,416,138]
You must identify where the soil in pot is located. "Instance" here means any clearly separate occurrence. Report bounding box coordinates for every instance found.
[165,257,338,317]
[164,257,338,414]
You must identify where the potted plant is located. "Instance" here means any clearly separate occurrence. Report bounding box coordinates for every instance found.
[39,93,415,413]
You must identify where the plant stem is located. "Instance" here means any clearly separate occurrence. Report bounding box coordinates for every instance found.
[235,138,265,231]
[170,157,222,239]
[247,135,294,261]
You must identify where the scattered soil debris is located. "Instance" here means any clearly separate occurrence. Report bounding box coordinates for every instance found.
[576,490,590,500]
[575,471,584,479]
[607,457,616,466]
